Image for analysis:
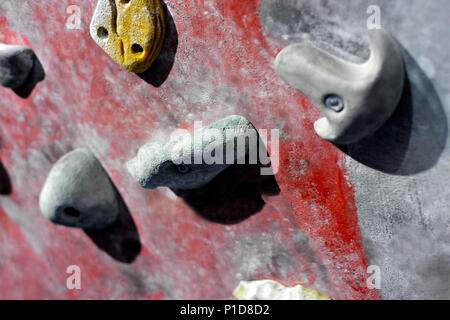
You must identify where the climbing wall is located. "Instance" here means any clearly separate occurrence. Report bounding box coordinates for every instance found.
[0,0,448,300]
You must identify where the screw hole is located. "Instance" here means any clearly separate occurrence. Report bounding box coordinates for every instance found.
[97,27,109,39]
[63,207,81,218]
[325,95,344,112]
[131,44,144,54]
[176,163,191,174]
[121,0,131,3]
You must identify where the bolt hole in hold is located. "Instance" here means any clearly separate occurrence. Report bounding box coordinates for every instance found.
[97,27,109,39]
[64,207,81,219]
[121,0,131,4]
[325,95,344,112]
[131,44,144,54]
[176,163,191,174]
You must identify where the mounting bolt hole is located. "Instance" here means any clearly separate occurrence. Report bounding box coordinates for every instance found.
[64,207,81,219]
[176,163,191,174]
[131,44,144,54]
[97,27,109,39]
[325,95,344,112]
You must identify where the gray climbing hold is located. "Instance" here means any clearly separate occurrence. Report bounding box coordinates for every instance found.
[39,148,120,229]
[127,115,259,190]
[0,43,35,89]
[275,28,405,144]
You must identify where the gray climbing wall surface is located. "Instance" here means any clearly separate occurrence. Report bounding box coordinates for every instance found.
[261,0,450,299]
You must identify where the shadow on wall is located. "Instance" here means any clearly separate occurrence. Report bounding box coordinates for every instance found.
[138,1,178,87]
[13,52,45,98]
[0,161,12,195]
[340,48,448,175]
[173,141,280,225]
[84,186,141,264]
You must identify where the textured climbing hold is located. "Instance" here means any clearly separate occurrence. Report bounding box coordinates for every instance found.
[39,148,120,229]
[233,280,331,300]
[275,28,405,144]
[0,43,35,89]
[90,0,166,73]
[127,115,259,190]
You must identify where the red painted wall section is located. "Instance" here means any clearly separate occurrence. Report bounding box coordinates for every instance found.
[0,0,380,299]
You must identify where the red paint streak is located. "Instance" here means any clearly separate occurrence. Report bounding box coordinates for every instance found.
[0,0,380,300]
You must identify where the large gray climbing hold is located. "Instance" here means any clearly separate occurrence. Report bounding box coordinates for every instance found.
[275,28,405,145]
[0,43,35,89]
[127,115,258,190]
[39,148,120,229]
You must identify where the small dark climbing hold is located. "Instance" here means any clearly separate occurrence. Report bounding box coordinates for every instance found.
[0,43,35,89]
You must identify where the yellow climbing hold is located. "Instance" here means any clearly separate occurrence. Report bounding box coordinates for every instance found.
[90,0,166,73]
[233,280,331,300]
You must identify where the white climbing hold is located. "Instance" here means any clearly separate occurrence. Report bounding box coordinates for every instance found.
[233,280,331,300]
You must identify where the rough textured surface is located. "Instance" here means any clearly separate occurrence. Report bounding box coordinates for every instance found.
[233,279,330,300]
[261,0,450,299]
[0,42,34,89]
[275,29,405,144]
[0,0,375,300]
[39,148,120,229]
[127,115,258,190]
[0,0,447,300]
[90,0,165,73]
